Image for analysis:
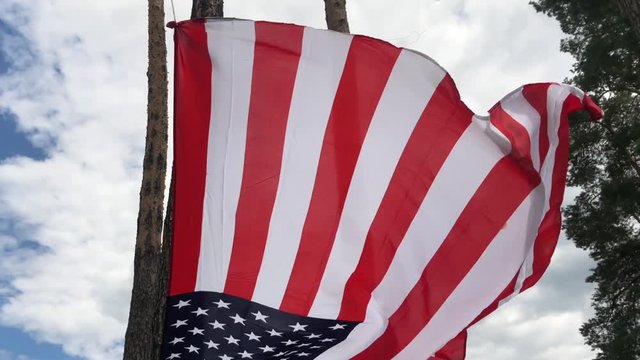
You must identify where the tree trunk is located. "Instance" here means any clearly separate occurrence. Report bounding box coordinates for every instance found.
[615,0,640,41]
[191,0,224,18]
[125,1,351,357]
[122,0,168,359]
[324,0,350,33]
[144,1,224,359]
[155,169,174,359]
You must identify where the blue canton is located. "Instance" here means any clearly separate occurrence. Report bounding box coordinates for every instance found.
[161,292,359,360]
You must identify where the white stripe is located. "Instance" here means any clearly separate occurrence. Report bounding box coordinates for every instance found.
[250,27,353,307]
[395,188,545,359]
[499,260,529,307]
[501,88,542,171]
[318,122,505,358]
[501,84,569,302]
[474,115,512,156]
[540,84,570,213]
[195,20,255,292]
[309,49,446,318]
[371,121,504,317]
[316,301,387,360]
[561,83,584,100]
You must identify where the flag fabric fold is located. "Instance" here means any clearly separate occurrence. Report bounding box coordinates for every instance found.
[163,18,603,360]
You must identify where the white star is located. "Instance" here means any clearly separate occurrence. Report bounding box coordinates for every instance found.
[297,352,310,357]
[214,299,231,309]
[259,345,275,353]
[209,319,226,330]
[166,354,181,360]
[238,350,253,359]
[245,332,261,341]
[191,307,209,316]
[169,337,184,345]
[185,344,200,354]
[171,319,188,328]
[188,327,204,336]
[229,313,246,325]
[296,343,311,348]
[320,338,336,342]
[274,352,287,357]
[204,340,219,349]
[329,323,346,330]
[282,339,298,346]
[251,310,269,323]
[267,328,283,337]
[288,322,307,332]
[305,333,320,339]
[219,355,233,360]
[310,345,322,349]
[173,299,191,309]
[224,335,240,345]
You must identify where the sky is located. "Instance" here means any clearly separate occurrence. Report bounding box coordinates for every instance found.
[0,1,596,359]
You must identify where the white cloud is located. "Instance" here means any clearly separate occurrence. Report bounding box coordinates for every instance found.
[0,0,146,358]
[0,1,594,359]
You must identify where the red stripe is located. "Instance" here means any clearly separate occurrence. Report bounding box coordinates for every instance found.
[490,104,538,181]
[354,156,540,359]
[169,20,212,295]
[430,330,467,360]
[522,83,551,169]
[223,22,304,299]
[521,94,580,290]
[279,38,401,315]
[338,75,472,321]
[467,84,553,320]
[582,93,604,120]
[466,90,581,326]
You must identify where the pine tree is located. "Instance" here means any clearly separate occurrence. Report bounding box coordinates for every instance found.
[531,1,640,359]
[615,0,640,42]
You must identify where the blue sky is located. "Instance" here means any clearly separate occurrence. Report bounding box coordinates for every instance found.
[0,112,45,161]
[0,1,597,359]
[0,16,73,360]
[0,327,78,360]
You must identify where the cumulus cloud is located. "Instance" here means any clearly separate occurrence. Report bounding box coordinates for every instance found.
[0,1,146,358]
[0,1,594,359]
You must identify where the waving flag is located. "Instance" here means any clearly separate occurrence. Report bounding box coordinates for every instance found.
[162,18,603,360]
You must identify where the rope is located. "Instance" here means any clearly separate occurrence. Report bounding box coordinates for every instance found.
[170,0,177,23]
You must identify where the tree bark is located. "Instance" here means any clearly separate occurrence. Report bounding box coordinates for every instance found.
[123,0,168,359]
[155,169,174,359]
[324,0,350,33]
[143,1,224,359]
[615,0,640,42]
[191,0,223,18]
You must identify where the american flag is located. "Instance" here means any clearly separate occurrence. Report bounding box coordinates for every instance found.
[163,18,602,359]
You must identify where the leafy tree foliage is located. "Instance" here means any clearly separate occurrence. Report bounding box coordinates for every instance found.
[530,1,640,359]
